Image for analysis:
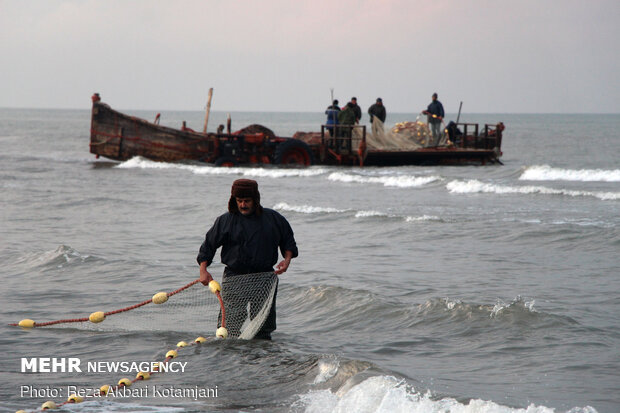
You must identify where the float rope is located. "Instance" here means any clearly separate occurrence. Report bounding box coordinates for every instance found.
[9,279,225,330]
[16,333,213,412]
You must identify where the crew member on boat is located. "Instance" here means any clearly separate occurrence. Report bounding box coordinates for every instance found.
[423,93,445,146]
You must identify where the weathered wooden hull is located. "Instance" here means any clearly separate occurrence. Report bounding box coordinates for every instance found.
[90,102,216,162]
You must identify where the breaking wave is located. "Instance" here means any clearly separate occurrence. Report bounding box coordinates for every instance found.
[116,157,328,178]
[520,165,620,182]
[295,370,597,413]
[327,172,440,188]
[274,202,349,214]
[13,245,94,269]
[273,203,440,222]
[447,179,620,201]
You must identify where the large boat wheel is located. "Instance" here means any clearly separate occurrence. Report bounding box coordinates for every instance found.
[215,156,238,167]
[274,139,313,166]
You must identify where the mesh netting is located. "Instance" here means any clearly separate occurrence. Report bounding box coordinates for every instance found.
[15,272,279,340]
[366,116,449,149]
[221,272,278,339]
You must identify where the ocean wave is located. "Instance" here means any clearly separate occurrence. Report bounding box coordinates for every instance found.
[13,245,94,269]
[520,165,620,182]
[354,210,388,218]
[116,156,329,178]
[405,215,441,222]
[420,296,539,320]
[447,179,620,201]
[295,373,597,413]
[413,296,581,330]
[274,202,349,214]
[327,172,440,188]
[273,203,440,222]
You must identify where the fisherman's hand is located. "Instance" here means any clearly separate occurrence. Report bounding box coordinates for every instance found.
[199,262,213,285]
[275,258,290,275]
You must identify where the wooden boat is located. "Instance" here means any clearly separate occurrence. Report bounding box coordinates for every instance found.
[90,94,504,166]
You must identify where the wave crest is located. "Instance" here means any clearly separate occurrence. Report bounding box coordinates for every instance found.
[328,172,440,188]
[447,179,620,201]
[117,156,328,178]
[521,165,620,182]
[14,245,93,269]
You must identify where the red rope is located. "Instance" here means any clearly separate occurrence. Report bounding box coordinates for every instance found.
[10,279,202,328]
[216,291,226,328]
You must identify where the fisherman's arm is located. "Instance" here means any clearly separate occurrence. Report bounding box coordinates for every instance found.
[197,215,228,285]
[275,250,294,275]
[274,212,298,275]
[199,261,214,285]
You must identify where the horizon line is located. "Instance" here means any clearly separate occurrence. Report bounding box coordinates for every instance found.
[1,105,618,116]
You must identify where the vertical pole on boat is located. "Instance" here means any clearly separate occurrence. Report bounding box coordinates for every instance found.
[203,88,214,133]
[226,113,231,134]
[456,101,463,123]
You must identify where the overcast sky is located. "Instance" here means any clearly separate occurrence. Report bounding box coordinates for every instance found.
[1,0,618,114]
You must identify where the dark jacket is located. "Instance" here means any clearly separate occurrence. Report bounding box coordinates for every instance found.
[338,106,356,125]
[426,100,444,124]
[368,103,386,123]
[197,208,298,274]
[352,103,362,122]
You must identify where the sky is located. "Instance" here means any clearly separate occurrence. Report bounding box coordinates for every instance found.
[1,0,619,114]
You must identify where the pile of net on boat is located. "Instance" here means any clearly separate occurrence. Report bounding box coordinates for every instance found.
[362,117,450,150]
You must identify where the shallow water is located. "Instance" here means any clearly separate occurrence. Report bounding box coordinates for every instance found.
[1,108,618,412]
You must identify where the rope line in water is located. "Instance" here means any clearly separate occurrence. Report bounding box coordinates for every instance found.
[12,273,278,411]
[9,279,217,328]
[16,334,212,412]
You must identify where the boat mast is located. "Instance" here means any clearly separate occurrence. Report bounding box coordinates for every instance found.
[203,88,214,133]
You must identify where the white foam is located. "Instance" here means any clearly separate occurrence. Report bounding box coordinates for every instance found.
[328,172,439,188]
[275,203,441,222]
[405,215,441,222]
[520,165,620,182]
[355,210,388,218]
[296,374,598,413]
[314,358,340,384]
[274,202,348,214]
[447,179,620,201]
[116,156,329,178]
[490,297,536,318]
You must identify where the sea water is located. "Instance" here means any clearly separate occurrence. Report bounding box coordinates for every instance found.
[0,107,618,412]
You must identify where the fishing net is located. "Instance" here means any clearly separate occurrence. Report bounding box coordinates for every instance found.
[11,272,279,340]
[366,116,449,150]
[221,272,278,339]
[11,273,279,411]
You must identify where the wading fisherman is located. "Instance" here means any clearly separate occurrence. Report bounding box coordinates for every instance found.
[197,179,298,339]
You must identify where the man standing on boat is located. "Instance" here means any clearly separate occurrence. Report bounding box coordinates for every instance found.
[325,99,340,137]
[423,93,445,146]
[337,102,357,150]
[350,97,362,124]
[197,179,298,340]
[368,98,387,125]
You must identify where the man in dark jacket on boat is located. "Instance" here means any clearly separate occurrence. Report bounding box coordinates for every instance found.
[423,93,445,146]
[368,98,387,124]
[197,179,298,339]
[350,97,362,123]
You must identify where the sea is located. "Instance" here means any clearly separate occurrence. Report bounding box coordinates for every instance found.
[0,107,618,413]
